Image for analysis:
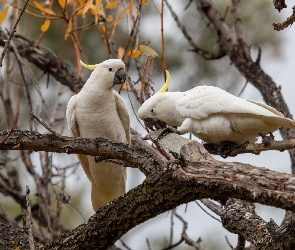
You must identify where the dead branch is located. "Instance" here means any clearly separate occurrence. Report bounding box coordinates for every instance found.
[26,186,35,250]
[222,198,295,249]
[0,0,30,67]
[30,111,63,138]
[0,27,85,93]
[165,0,226,60]
[273,0,287,12]
[273,6,295,31]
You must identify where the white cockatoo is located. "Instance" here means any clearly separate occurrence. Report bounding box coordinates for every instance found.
[138,71,295,144]
[66,59,130,211]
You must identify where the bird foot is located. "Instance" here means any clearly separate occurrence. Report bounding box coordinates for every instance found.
[204,141,249,158]
[95,156,103,163]
[156,126,179,141]
[259,132,275,146]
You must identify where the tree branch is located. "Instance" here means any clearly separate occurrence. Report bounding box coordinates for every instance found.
[1,129,295,248]
[0,27,85,93]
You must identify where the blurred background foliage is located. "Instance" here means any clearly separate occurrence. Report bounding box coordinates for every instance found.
[0,0,284,249]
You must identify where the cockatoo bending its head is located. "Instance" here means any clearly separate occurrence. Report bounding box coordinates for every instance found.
[138,71,295,144]
[66,59,130,211]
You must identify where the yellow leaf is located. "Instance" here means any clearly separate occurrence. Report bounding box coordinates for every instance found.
[33,1,56,15]
[138,44,159,57]
[77,0,86,6]
[106,0,119,9]
[129,0,134,20]
[127,49,142,59]
[82,0,93,15]
[0,6,9,25]
[64,19,72,40]
[118,46,125,59]
[141,0,148,4]
[113,6,128,26]
[99,23,106,33]
[43,7,56,15]
[33,1,44,11]
[58,0,66,9]
[41,19,50,32]
[106,14,114,22]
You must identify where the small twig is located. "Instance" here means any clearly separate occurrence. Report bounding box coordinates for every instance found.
[165,0,225,60]
[169,209,175,247]
[0,127,13,144]
[273,0,287,12]
[196,200,222,222]
[30,111,63,138]
[225,236,234,250]
[174,212,204,250]
[146,238,152,250]
[0,0,30,66]
[26,186,35,250]
[231,0,245,42]
[273,5,295,31]
[237,80,248,97]
[255,45,262,65]
[161,0,167,79]
[120,239,132,250]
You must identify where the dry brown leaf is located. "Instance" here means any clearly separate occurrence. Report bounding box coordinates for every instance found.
[138,44,159,57]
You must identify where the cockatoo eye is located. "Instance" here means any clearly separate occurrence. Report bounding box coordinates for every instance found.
[151,108,156,115]
[108,67,113,72]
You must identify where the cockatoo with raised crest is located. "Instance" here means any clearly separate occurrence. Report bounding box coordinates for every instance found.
[66,59,130,211]
[138,71,295,144]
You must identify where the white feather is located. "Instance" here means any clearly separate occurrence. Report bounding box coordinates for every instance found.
[138,85,295,144]
[66,59,130,211]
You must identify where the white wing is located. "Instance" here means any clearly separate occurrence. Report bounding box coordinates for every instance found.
[66,95,94,184]
[113,90,131,144]
[177,86,277,118]
[66,95,80,137]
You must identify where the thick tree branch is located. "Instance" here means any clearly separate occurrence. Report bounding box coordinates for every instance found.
[0,129,165,177]
[222,199,295,249]
[1,129,295,248]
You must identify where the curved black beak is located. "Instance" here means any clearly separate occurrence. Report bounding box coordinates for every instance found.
[113,68,126,85]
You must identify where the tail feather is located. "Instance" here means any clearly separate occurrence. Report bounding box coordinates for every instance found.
[262,115,295,129]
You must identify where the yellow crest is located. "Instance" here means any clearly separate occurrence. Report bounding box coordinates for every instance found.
[157,70,171,93]
[80,60,99,70]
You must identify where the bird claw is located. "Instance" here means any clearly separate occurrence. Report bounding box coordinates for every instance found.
[259,132,275,146]
[95,156,103,163]
[204,141,248,158]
